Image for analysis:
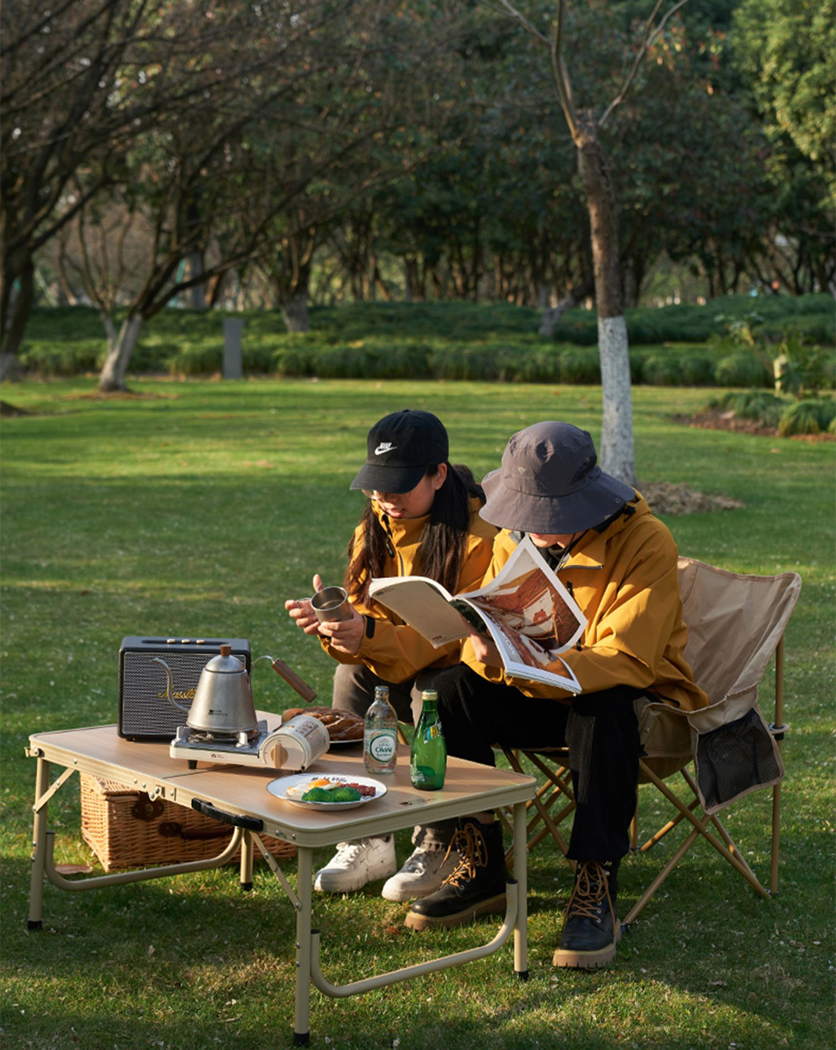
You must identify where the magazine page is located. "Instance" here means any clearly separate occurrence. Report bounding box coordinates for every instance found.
[478,618,582,693]
[367,576,474,647]
[462,535,586,651]
[460,536,586,693]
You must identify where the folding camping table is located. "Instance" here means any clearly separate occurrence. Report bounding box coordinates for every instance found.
[26,713,536,1045]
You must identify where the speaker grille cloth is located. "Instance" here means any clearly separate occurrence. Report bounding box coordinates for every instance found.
[122,651,219,735]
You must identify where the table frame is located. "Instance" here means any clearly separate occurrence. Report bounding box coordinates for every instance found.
[26,723,536,1045]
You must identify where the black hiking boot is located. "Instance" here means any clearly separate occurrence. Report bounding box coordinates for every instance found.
[404,817,507,930]
[553,860,620,969]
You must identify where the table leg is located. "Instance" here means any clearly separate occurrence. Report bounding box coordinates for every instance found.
[240,830,254,891]
[512,801,528,980]
[293,845,313,1045]
[28,756,50,930]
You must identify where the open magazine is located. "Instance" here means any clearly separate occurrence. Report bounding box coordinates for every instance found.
[368,535,586,693]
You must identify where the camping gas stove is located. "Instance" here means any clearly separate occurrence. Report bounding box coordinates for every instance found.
[169,720,275,769]
[169,713,330,772]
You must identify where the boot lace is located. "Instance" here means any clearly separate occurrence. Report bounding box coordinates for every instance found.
[565,861,613,924]
[440,823,488,890]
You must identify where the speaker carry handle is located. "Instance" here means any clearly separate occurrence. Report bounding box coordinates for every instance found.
[191,799,264,833]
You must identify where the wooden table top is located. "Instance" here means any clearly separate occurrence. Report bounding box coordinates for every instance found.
[29,715,536,848]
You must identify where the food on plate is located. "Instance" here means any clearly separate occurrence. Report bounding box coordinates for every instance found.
[302,784,362,803]
[286,775,377,804]
[283,706,364,742]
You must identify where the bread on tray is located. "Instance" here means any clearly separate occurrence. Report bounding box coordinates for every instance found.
[282,705,364,742]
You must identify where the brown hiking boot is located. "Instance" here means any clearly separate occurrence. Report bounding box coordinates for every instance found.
[553,860,620,969]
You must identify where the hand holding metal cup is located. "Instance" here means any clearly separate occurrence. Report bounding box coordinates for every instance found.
[310,585,352,623]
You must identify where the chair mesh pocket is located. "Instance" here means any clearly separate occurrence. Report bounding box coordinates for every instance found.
[694,708,783,814]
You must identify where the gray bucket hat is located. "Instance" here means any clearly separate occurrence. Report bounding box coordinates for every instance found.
[480,422,635,534]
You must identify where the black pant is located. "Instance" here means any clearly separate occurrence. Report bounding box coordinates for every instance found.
[428,664,642,864]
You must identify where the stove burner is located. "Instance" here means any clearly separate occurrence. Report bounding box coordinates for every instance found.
[189,727,257,744]
[170,721,272,767]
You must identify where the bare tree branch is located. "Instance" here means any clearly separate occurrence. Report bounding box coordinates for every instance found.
[552,0,579,142]
[599,0,691,128]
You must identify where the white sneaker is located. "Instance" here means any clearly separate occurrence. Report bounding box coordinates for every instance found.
[314,835,397,893]
[380,845,459,902]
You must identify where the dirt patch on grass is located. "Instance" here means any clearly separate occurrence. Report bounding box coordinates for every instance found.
[674,409,835,442]
[638,479,745,515]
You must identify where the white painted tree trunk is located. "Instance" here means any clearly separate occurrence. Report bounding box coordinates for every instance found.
[597,314,636,486]
[98,314,144,392]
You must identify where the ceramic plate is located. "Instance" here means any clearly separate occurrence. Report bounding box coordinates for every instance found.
[267,773,387,812]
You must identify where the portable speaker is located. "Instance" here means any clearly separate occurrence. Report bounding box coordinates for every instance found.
[118,636,251,740]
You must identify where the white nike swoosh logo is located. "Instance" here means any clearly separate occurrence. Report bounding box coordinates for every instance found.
[375,443,396,455]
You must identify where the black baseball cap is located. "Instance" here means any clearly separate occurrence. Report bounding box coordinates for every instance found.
[350,410,449,494]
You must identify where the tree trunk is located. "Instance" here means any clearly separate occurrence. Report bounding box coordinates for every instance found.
[538,280,593,337]
[576,115,636,487]
[98,314,144,392]
[0,256,35,378]
[280,292,309,333]
[186,250,207,309]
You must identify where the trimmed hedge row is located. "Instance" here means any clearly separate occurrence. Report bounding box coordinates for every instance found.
[23,333,830,388]
[16,296,835,384]
[551,295,835,346]
[269,342,781,387]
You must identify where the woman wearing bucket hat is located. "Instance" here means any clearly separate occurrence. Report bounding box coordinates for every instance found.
[403,421,708,970]
[285,409,496,900]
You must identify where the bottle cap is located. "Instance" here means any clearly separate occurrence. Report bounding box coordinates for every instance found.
[374,685,390,699]
[421,689,438,701]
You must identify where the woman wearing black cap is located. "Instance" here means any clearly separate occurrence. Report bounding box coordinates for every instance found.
[285,409,496,900]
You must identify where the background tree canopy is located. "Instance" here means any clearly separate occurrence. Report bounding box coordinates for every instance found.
[2,0,834,379]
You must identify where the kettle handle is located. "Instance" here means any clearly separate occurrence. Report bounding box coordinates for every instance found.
[151,656,190,715]
[257,655,317,703]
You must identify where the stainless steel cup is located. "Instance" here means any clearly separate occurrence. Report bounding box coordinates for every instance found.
[310,586,352,622]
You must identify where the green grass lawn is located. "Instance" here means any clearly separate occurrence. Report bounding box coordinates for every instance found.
[1,377,834,1050]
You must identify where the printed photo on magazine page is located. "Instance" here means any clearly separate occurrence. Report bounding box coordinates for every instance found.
[461,536,585,692]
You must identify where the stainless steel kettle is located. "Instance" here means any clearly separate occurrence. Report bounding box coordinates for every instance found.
[152,645,318,736]
[153,644,258,736]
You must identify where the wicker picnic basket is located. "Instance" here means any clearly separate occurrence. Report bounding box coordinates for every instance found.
[80,773,295,872]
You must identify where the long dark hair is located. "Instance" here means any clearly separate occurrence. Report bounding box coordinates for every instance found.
[345,463,484,608]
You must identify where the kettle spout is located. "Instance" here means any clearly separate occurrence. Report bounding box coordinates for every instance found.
[151,656,190,715]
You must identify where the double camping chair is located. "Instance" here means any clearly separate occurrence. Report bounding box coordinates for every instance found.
[497,556,802,925]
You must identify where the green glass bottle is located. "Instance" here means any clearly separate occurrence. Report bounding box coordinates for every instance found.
[410,690,447,790]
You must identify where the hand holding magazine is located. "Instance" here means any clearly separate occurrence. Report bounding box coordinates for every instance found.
[368,536,587,694]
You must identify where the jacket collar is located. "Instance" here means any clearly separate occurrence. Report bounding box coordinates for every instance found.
[370,493,483,545]
[371,499,429,545]
[558,494,649,569]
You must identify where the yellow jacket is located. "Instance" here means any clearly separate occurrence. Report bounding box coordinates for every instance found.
[322,497,497,683]
[463,494,708,712]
